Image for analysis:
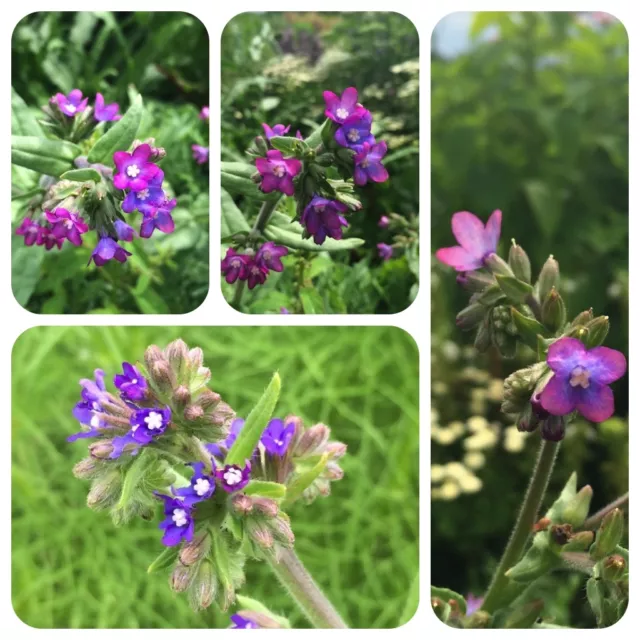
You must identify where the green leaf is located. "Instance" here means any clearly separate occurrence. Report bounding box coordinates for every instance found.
[299,288,325,314]
[226,372,281,466]
[12,235,44,308]
[221,162,257,179]
[430,587,467,616]
[511,307,549,349]
[495,274,534,304]
[11,88,42,137]
[545,472,577,521]
[475,284,505,306]
[243,480,287,499]
[305,118,330,148]
[60,168,102,183]
[117,449,155,509]
[269,135,308,156]
[147,545,179,573]
[282,453,330,508]
[87,93,143,163]
[221,188,251,240]
[221,171,275,201]
[12,136,81,177]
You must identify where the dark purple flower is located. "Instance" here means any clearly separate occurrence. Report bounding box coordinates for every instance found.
[121,169,166,215]
[53,89,88,117]
[261,418,296,456]
[215,460,251,493]
[377,243,393,261]
[192,144,209,165]
[540,337,626,423]
[140,198,176,238]
[16,217,41,246]
[221,249,250,284]
[435,210,502,272]
[129,406,172,445]
[44,208,89,246]
[246,261,269,290]
[174,462,216,506]
[114,219,136,242]
[466,594,483,616]
[335,109,375,150]
[230,614,259,629]
[262,123,291,141]
[113,144,161,192]
[156,494,195,546]
[323,87,363,124]
[206,418,245,458]
[36,226,64,251]
[68,369,107,442]
[114,362,147,401]
[255,150,301,196]
[301,196,349,245]
[94,93,121,122]
[353,141,389,186]
[199,106,210,121]
[255,242,288,272]
[88,236,132,267]
[378,215,390,228]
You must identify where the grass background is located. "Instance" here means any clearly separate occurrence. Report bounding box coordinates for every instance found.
[11,326,419,629]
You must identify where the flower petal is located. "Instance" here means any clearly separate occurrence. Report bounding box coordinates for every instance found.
[547,337,587,376]
[435,246,483,271]
[341,87,358,108]
[540,374,577,416]
[367,161,389,183]
[586,347,627,384]
[483,209,502,254]
[576,383,614,422]
[451,212,487,255]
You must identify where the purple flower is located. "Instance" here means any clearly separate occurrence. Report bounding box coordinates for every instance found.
[114,362,147,401]
[215,461,252,493]
[68,369,107,442]
[261,418,295,456]
[199,106,210,121]
[44,208,89,246]
[174,462,216,506]
[192,144,209,165]
[230,614,259,629]
[540,337,627,423]
[94,93,121,122]
[353,141,389,186]
[335,109,375,150]
[206,418,245,458]
[296,130,303,140]
[301,196,349,245]
[36,226,64,251]
[323,87,362,124]
[121,169,166,215]
[255,150,301,196]
[88,236,132,267]
[246,261,269,290]
[221,249,250,284]
[16,217,41,246]
[262,123,291,141]
[140,198,177,238]
[435,210,502,272]
[466,594,484,616]
[156,494,194,547]
[53,89,88,117]
[280,307,290,314]
[255,242,288,272]
[377,243,393,261]
[113,144,161,192]
[378,215,390,228]
[129,406,172,445]
[114,219,136,242]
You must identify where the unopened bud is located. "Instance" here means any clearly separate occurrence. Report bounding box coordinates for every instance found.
[474,318,492,352]
[550,523,573,546]
[509,242,532,283]
[252,497,279,518]
[164,339,189,375]
[584,316,610,348]
[323,462,344,481]
[144,344,166,371]
[151,360,177,393]
[562,485,593,527]
[179,532,211,566]
[571,308,594,327]
[231,494,254,515]
[87,471,121,510]
[184,404,205,421]
[563,530,594,551]
[190,561,217,610]
[170,563,195,592]
[247,519,275,549]
[73,457,103,479]
[295,424,330,457]
[271,515,295,546]
[325,441,347,459]
[602,554,626,582]
[208,401,235,427]
[236,610,284,629]
[188,347,204,369]
[466,610,491,628]
[150,146,166,161]
[254,136,269,156]
[431,597,450,623]
[315,152,334,166]
[537,255,560,301]
[456,270,494,293]
[89,439,115,459]
[533,517,551,532]
[173,385,192,409]
[455,303,486,331]
[194,389,221,410]
[517,403,540,433]
[591,508,624,559]
[541,287,567,332]
[540,415,566,442]
[251,171,262,183]
[483,253,514,277]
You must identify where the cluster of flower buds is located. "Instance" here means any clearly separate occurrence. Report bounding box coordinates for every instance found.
[221,242,289,289]
[192,105,210,165]
[69,339,347,614]
[376,212,418,262]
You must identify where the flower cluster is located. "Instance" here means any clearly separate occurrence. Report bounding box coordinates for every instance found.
[52,89,121,122]
[15,207,89,252]
[221,241,289,289]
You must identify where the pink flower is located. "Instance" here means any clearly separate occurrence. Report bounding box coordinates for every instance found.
[323,87,363,124]
[353,141,389,186]
[435,210,502,272]
[255,150,301,196]
[378,215,390,228]
[44,208,89,246]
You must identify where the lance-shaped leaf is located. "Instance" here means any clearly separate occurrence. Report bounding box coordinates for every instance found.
[474,284,505,306]
[243,480,287,499]
[61,168,102,183]
[502,599,544,629]
[12,136,81,177]
[12,87,43,137]
[211,530,234,611]
[511,307,548,350]
[306,118,331,148]
[505,544,560,583]
[226,372,281,466]
[87,93,143,164]
[269,135,309,156]
[430,587,467,616]
[221,168,278,202]
[495,274,534,304]
[282,453,330,508]
[236,595,292,628]
[221,188,251,241]
[147,545,180,573]
[544,472,578,521]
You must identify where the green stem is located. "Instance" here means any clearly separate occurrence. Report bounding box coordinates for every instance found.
[252,197,280,234]
[231,280,245,310]
[581,492,629,531]
[266,548,348,628]
[481,438,560,614]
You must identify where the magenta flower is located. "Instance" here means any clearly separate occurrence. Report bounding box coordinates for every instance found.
[540,337,626,423]
[280,307,291,314]
[114,362,147,402]
[199,106,210,121]
[354,141,389,186]
[94,93,121,122]
[378,215,390,228]
[44,208,88,246]
[255,150,301,196]
[255,241,288,272]
[246,261,269,290]
[16,217,41,246]
[335,109,375,150]
[377,243,393,261]
[53,89,88,117]
[262,123,291,141]
[215,461,251,493]
[122,169,166,215]
[435,210,502,272]
[36,226,64,251]
[296,130,303,140]
[114,219,136,242]
[140,198,176,238]
[221,248,250,284]
[88,236,132,267]
[466,594,484,616]
[323,87,363,124]
[113,144,161,192]
[301,196,349,245]
[192,144,209,165]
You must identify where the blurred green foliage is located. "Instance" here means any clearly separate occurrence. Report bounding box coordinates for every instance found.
[431,12,628,628]
[11,12,209,314]
[12,326,418,628]
[221,12,419,314]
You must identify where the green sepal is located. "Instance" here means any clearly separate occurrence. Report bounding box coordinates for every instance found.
[243,480,287,499]
[430,587,467,616]
[235,595,292,628]
[282,453,330,508]
[495,274,534,304]
[511,307,548,350]
[147,545,179,573]
[60,168,102,183]
[269,135,309,156]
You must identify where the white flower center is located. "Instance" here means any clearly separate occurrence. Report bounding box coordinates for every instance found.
[336,107,349,120]
[272,165,285,178]
[347,129,360,142]
[65,219,74,228]
[172,508,188,527]
[92,401,100,410]
[90,414,101,428]
[126,164,141,178]
[263,251,272,261]
[144,411,164,430]
[131,378,138,384]
[570,366,590,389]
[194,478,211,496]
[274,439,283,447]
[361,159,370,168]
[251,266,260,275]
[137,189,149,201]
[67,104,77,113]
[223,468,243,486]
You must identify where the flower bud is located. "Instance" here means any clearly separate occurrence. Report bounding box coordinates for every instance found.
[537,255,560,301]
[254,136,269,156]
[540,415,566,441]
[591,508,624,559]
[517,403,540,433]
[184,404,204,421]
[251,171,262,183]
[541,287,567,332]
[473,318,492,352]
[151,360,177,393]
[584,316,610,348]
[172,385,192,410]
[483,253,514,276]
[562,485,593,527]
[431,598,450,623]
[315,152,334,166]
[144,344,166,372]
[550,523,573,546]
[323,462,344,481]
[231,494,254,515]
[187,347,204,370]
[195,389,221,410]
[325,441,347,459]
[89,439,115,459]
[508,243,532,283]
[247,519,275,549]
[455,303,486,331]
[563,530,594,551]
[73,457,103,479]
[236,610,285,629]
[270,515,295,546]
[189,561,217,610]
[571,308,594,327]
[295,424,330,458]
[207,401,235,427]
[179,532,211,566]
[601,554,626,582]
[170,563,195,592]
[504,599,544,629]
[466,610,491,628]
[164,339,189,375]
[252,497,279,518]
[87,471,121,510]
[456,270,494,293]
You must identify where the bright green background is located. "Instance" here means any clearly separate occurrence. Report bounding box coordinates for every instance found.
[11,326,419,629]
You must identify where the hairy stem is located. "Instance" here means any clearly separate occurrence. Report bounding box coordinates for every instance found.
[481,438,560,614]
[253,197,281,234]
[581,492,629,531]
[266,548,348,628]
[231,280,246,310]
